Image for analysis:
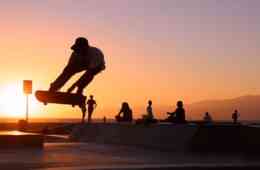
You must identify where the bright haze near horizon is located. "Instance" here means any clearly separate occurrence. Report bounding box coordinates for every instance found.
[0,0,259,120]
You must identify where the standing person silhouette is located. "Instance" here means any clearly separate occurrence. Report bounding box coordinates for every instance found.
[49,37,106,95]
[232,109,239,124]
[87,95,97,123]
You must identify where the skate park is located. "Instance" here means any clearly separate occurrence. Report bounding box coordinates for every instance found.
[1,1,260,169]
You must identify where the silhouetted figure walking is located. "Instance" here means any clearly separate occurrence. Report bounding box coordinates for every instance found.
[49,37,106,95]
[232,109,239,124]
[86,95,97,123]
[116,102,133,122]
[203,112,213,124]
[166,101,186,123]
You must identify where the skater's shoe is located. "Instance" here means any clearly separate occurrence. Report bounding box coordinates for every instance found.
[76,88,84,95]
[49,84,58,92]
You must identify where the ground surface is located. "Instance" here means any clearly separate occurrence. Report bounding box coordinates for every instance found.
[0,142,259,170]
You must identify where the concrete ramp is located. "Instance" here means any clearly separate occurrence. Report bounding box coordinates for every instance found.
[0,131,43,148]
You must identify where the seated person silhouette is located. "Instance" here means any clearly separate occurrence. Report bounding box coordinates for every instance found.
[115,102,133,122]
[136,100,157,124]
[166,101,186,123]
[49,37,106,95]
[203,112,213,124]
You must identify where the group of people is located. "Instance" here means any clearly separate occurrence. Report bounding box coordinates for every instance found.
[116,100,187,124]
[87,98,240,124]
[115,100,240,125]
[203,109,240,124]
[48,37,241,124]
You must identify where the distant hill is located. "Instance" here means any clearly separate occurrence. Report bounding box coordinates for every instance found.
[187,95,260,121]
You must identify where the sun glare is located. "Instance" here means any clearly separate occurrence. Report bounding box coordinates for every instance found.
[0,84,37,118]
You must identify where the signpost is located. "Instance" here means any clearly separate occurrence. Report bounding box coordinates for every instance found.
[23,80,32,122]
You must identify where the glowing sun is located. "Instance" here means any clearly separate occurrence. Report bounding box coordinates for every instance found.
[0,84,35,118]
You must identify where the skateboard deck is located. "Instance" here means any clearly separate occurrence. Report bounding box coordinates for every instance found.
[35,90,86,107]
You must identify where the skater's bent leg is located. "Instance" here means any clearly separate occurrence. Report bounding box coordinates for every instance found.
[50,67,75,92]
[67,83,77,93]
[82,112,86,123]
[74,71,95,94]
[80,105,86,123]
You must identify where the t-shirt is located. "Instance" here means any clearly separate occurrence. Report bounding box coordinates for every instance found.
[68,46,106,71]
[87,99,96,109]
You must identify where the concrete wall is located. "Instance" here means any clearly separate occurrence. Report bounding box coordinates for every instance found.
[70,123,260,152]
[70,123,198,151]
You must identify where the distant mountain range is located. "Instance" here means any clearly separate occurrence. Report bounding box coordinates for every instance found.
[188,95,260,120]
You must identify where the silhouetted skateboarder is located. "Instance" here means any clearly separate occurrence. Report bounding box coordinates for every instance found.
[49,37,106,95]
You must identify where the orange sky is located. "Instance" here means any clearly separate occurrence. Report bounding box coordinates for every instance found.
[0,1,260,120]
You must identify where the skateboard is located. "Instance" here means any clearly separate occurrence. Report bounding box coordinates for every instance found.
[35,90,87,113]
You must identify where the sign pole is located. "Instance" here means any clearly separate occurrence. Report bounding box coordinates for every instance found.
[26,94,29,122]
[23,80,32,123]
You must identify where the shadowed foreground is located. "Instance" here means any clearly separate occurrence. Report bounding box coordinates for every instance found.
[0,143,259,170]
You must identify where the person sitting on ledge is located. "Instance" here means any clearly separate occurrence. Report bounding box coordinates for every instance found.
[136,100,157,124]
[203,112,213,124]
[166,100,186,123]
[115,102,133,122]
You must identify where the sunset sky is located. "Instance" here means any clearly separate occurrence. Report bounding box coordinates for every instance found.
[0,0,259,120]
